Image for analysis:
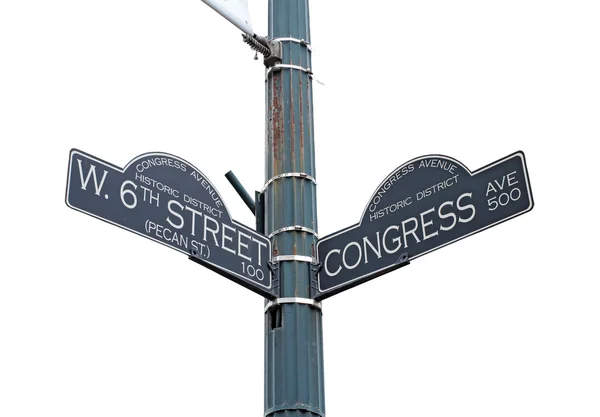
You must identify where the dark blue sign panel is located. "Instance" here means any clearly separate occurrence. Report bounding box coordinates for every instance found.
[65,149,273,298]
[315,151,534,300]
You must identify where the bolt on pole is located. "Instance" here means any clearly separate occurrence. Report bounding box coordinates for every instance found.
[262,0,325,416]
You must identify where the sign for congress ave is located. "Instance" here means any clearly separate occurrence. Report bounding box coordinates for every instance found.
[315,151,534,300]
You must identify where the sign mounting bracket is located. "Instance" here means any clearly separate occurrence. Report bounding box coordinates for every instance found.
[313,253,410,301]
[267,260,281,297]
[189,249,277,300]
[310,262,322,300]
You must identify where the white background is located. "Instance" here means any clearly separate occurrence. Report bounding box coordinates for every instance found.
[1,1,599,416]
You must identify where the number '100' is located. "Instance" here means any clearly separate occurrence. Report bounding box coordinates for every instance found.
[241,262,265,281]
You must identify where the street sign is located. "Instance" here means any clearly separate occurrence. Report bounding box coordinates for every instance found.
[65,149,274,298]
[315,151,534,300]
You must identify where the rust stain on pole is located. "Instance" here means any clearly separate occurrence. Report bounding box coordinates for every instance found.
[298,73,305,169]
[290,71,296,162]
[271,74,285,173]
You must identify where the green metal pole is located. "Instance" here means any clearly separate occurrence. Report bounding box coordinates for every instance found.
[263,1,325,416]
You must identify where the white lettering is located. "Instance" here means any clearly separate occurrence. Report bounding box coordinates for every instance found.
[420,207,439,240]
[401,217,421,246]
[203,215,220,245]
[77,159,108,196]
[221,224,237,255]
[382,225,401,254]
[363,233,382,263]
[166,200,184,229]
[237,231,252,262]
[457,192,476,223]
[342,242,362,270]
[324,249,342,277]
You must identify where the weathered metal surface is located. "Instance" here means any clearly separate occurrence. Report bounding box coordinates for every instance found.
[264,0,324,416]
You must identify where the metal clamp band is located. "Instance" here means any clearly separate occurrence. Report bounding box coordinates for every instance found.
[264,297,322,313]
[264,60,325,85]
[268,226,318,238]
[272,37,312,51]
[261,172,317,192]
[272,255,315,263]
[265,64,312,80]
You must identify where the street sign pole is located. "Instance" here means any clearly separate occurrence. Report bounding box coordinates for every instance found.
[263,1,325,416]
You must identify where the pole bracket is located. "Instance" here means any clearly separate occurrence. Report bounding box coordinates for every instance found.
[189,249,277,299]
[264,297,322,313]
[267,260,280,294]
[261,172,317,192]
[312,252,411,301]
[268,225,318,239]
[310,262,322,299]
[225,170,255,214]
[272,37,312,51]
[242,34,282,67]
[265,63,311,80]
[272,255,315,263]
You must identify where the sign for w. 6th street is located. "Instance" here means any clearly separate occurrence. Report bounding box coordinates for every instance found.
[65,149,274,298]
[315,151,534,300]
